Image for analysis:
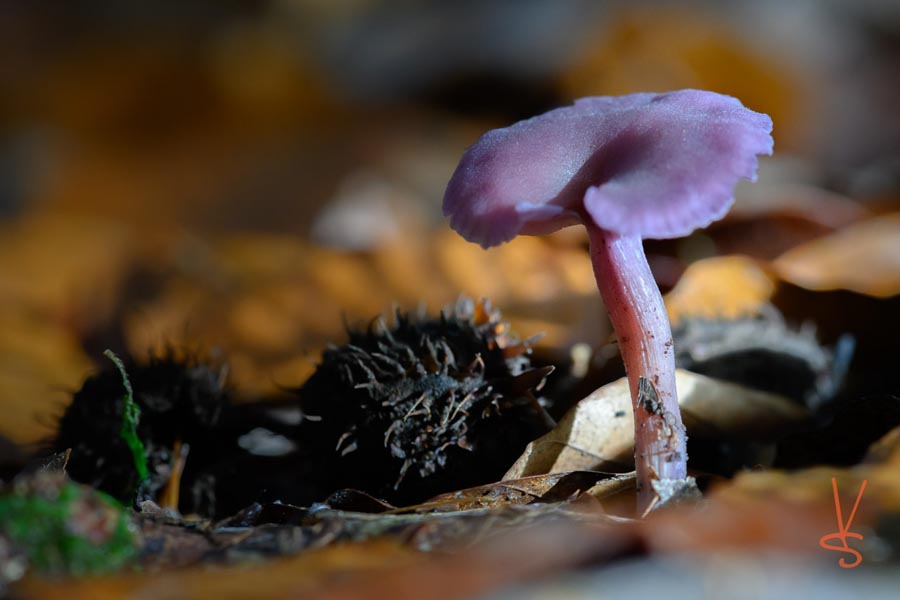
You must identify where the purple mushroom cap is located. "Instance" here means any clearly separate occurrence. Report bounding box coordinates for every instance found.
[443,89,774,247]
[443,89,773,512]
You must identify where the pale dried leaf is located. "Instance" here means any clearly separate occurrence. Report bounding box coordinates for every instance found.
[505,369,809,479]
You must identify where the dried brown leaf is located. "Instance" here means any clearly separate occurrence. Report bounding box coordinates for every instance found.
[665,256,776,325]
[126,230,598,397]
[0,213,134,334]
[395,471,635,514]
[560,9,805,149]
[0,309,93,444]
[773,212,900,298]
[17,540,418,600]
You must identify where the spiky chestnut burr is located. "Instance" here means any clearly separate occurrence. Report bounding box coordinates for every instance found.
[295,298,553,505]
[53,351,230,507]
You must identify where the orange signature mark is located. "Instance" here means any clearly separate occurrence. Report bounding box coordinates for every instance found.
[819,477,867,568]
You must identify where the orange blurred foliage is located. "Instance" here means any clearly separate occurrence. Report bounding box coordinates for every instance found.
[561,8,808,151]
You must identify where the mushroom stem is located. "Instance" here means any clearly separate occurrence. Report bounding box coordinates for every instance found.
[587,227,687,513]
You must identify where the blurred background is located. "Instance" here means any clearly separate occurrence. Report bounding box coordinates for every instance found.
[1,0,898,448]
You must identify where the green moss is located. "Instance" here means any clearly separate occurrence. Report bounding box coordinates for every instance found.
[103,349,150,484]
[0,478,136,576]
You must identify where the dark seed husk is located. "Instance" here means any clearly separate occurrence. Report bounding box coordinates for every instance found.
[53,351,230,508]
[295,298,553,505]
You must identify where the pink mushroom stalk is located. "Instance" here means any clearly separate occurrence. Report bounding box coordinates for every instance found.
[442,90,773,513]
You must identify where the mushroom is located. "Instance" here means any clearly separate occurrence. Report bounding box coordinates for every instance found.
[442,89,773,513]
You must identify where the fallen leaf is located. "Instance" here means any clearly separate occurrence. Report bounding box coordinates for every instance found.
[434,231,595,305]
[394,471,635,514]
[0,213,134,335]
[865,425,900,468]
[665,256,776,325]
[308,518,633,600]
[125,230,598,397]
[643,422,900,558]
[560,8,806,150]
[0,308,93,445]
[17,540,419,600]
[505,369,809,479]
[692,180,873,260]
[729,182,870,230]
[773,212,900,298]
